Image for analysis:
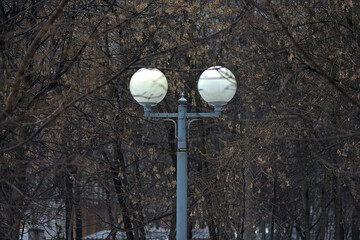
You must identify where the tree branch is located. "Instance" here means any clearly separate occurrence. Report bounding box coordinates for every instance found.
[1,0,69,123]
[267,0,360,109]
[0,56,140,154]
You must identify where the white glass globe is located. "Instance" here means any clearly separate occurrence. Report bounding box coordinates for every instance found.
[197,66,237,107]
[129,68,168,106]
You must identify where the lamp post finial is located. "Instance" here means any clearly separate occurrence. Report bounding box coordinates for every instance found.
[178,92,188,105]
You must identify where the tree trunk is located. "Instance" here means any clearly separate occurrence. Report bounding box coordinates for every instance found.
[301,170,310,240]
[319,170,329,240]
[112,175,134,240]
[111,139,134,240]
[270,177,277,240]
[75,205,82,240]
[65,168,74,240]
[334,173,344,240]
[134,160,145,240]
[240,167,246,240]
[243,163,255,240]
[349,179,360,240]
[0,135,27,240]
[75,177,82,240]
[0,195,23,240]
[297,137,310,240]
[260,221,266,240]
[188,219,193,240]
[351,211,359,240]
[166,121,177,240]
[105,188,117,240]
[200,122,219,240]
[169,202,176,240]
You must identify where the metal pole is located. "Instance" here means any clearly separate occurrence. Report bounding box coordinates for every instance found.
[144,93,220,240]
[176,94,188,240]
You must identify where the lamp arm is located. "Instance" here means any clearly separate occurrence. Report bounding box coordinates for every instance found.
[163,119,178,137]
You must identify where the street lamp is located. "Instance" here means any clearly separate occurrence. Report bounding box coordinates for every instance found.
[129,66,236,240]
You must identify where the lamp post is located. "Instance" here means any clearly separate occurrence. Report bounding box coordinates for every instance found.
[129,66,236,240]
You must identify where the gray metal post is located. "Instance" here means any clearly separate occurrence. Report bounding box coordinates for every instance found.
[144,93,221,240]
[176,94,188,240]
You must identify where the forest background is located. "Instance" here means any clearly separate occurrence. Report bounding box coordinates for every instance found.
[1,0,360,240]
